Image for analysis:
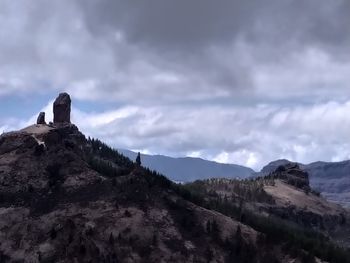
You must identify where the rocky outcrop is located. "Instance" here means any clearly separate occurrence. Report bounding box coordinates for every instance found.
[0,125,99,196]
[53,93,71,124]
[36,112,46,125]
[271,163,310,191]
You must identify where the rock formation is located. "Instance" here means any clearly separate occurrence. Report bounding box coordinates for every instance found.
[53,92,71,123]
[36,112,46,124]
[273,163,310,191]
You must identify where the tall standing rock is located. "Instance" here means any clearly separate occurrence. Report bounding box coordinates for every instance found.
[53,93,71,123]
[36,112,46,125]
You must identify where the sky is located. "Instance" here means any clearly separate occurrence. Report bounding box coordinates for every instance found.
[0,0,350,171]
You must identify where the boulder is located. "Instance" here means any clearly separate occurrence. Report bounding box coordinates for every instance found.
[53,93,71,123]
[36,112,46,125]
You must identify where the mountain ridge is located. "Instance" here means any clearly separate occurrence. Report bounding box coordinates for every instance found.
[182,162,350,249]
[260,159,350,208]
[118,150,350,207]
[2,124,349,262]
[118,149,255,182]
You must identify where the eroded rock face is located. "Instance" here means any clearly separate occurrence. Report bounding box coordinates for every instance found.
[274,163,310,190]
[37,112,46,125]
[53,93,71,123]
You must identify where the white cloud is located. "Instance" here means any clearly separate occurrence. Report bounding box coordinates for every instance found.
[3,96,350,172]
[10,99,341,171]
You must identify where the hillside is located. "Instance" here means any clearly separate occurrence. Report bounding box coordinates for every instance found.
[183,163,350,253]
[0,123,265,262]
[117,152,350,208]
[261,160,350,207]
[118,149,254,182]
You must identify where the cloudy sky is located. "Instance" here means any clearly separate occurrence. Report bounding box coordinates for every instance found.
[1,0,350,170]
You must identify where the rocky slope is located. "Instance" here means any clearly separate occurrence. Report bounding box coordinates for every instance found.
[184,163,350,250]
[260,160,350,208]
[261,164,347,234]
[118,151,350,209]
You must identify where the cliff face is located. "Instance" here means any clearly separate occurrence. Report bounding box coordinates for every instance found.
[268,162,310,191]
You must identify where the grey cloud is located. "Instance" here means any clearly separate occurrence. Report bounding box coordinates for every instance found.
[75,0,350,102]
[78,0,251,49]
[1,0,349,103]
[78,0,350,54]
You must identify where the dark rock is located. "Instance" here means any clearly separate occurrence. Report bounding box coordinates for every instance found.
[272,163,310,191]
[0,132,37,155]
[34,144,45,156]
[53,93,71,123]
[36,112,46,125]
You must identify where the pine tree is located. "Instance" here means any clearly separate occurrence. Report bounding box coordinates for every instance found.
[235,225,243,256]
[136,152,141,166]
[50,227,57,240]
[109,233,114,245]
[206,220,211,234]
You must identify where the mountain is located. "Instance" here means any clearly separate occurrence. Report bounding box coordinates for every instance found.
[118,151,350,208]
[118,149,255,182]
[0,123,264,262]
[184,162,350,249]
[2,124,350,262]
[260,159,350,208]
[305,161,350,208]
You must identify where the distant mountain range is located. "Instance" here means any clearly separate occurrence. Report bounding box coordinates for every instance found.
[119,150,350,208]
[118,149,255,182]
